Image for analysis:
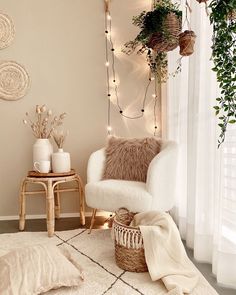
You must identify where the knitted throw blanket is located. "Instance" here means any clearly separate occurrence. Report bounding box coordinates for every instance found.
[130,211,199,295]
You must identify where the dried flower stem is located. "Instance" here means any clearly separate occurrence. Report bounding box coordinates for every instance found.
[52,130,68,149]
[23,105,67,139]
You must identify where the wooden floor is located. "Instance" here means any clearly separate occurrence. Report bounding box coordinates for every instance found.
[0,216,107,233]
[0,216,235,295]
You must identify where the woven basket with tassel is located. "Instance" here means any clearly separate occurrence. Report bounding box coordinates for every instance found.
[112,208,148,273]
[179,30,196,56]
[147,12,181,52]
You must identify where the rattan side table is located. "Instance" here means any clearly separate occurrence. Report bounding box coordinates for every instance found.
[19,169,85,237]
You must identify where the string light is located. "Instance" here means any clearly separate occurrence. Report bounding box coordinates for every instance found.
[104,1,159,135]
[105,9,111,135]
[153,74,158,136]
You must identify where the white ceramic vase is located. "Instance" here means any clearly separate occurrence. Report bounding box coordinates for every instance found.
[52,148,71,173]
[33,139,53,171]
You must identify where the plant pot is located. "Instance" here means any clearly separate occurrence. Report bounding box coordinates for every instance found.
[33,139,53,171]
[147,12,181,52]
[52,148,71,173]
[179,30,196,56]
[228,10,236,20]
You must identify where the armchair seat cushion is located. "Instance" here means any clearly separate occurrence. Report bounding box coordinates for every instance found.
[85,179,152,213]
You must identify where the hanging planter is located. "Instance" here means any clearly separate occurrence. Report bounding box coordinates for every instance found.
[146,12,181,52]
[179,30,196,56]
[228,10,236,20]
[122,0,182,82]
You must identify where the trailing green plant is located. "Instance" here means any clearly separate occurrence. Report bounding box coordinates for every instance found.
[122,0,182,82]
[209,0,236,146]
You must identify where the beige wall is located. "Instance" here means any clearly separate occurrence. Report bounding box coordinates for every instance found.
[0,0,161,218]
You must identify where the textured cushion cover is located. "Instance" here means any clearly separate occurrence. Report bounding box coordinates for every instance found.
[102,136,161,182]
[0,244,83,295]
[85,179,152,212]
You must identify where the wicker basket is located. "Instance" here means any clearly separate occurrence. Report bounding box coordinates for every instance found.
[147,12,181,52]
[228,10,236,20]
[179,30,196,56]
[112,208,148,273]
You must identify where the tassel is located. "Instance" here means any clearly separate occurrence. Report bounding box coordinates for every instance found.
[124,231,127,247]
[127,231,131,249]
[134,234,138,249]
[132,232,135,248]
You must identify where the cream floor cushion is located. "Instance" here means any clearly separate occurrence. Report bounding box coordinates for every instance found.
[0,244,84,295]
[85,179,152,212]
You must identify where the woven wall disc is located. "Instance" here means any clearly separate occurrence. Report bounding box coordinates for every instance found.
[0,61,30,101]
[0,13,15,49]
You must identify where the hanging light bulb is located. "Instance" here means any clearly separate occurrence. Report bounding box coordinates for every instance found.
[107,14,111,20]
[107,126,112,132]
[150,77,155,81]
[105,61,109,67]
[152,94,157,98]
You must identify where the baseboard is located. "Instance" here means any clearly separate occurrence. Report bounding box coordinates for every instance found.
[0,211,107,221]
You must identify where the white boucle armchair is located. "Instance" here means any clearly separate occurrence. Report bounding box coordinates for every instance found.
[85,141,178,232]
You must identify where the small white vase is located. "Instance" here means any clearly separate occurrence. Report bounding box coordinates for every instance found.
[52,148,71,173]
[33,139,53,171]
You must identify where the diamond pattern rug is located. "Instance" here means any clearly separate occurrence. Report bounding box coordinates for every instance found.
[0,229,218,295]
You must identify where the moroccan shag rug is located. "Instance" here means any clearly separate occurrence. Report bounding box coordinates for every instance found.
[0,229,218,295]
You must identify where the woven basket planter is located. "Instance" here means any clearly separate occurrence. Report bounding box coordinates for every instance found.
[113,208,148,273]
[179,30,196,56]
[228,10,236,20]
[147,12,181,52]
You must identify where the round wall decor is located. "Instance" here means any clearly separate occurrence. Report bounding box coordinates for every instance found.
[0,61,30,101]
[0,13,15,49]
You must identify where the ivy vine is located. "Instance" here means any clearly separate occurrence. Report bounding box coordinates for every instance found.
[209,0,236,146]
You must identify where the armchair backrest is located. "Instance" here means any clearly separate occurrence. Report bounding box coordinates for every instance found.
[87,148,106,183]
[146,140,178,211]
[87,140,177,187]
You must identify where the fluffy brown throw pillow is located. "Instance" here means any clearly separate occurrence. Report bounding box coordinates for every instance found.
[102,136,161,182]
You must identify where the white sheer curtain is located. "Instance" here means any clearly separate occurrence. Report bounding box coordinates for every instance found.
[166,0,236,288]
